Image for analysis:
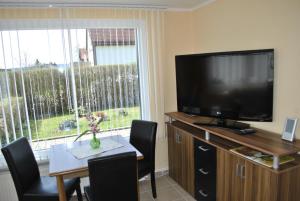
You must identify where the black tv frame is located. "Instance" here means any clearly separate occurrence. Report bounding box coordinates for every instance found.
[175,49,274,130]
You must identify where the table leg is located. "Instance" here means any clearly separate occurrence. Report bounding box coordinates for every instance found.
[56,175,67,201]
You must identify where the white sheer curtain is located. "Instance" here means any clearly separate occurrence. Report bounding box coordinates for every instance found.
[0,8,166,150]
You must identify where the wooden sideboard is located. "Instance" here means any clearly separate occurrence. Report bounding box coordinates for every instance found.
[166,112,300,201]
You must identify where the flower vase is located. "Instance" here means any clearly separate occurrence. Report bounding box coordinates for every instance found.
[90,134,100,149]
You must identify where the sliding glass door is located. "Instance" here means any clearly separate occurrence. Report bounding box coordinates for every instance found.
[0,27,142,149]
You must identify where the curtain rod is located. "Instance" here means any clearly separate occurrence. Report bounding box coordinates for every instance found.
[0,2,168,9]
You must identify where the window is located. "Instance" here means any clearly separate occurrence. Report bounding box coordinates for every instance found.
[0,22,147,150]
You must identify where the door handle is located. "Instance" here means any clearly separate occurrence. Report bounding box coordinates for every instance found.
[177,134,182,143]
[175,133,182,144]
[198,146,209,152]
[241,165,246,179]
[236,164,240,177]
[199,189,208,197]
[198,168,209,175]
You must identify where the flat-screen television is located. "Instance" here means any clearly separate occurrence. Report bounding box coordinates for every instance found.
[176,49,274,123]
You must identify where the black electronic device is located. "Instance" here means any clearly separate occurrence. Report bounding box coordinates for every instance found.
[234,128,256,135]
[176,49,274,129]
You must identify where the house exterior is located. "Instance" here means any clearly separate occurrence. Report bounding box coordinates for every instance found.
[89,28,137,65]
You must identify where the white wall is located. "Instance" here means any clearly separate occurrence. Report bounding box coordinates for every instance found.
[164,0,300,137]
[191,0,300,136]
[95,45,137,65]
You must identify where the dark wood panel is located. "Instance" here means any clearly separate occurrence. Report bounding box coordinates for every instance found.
[167,124,195,197]
[180,129,195,196]
[166,112,300,157]
[243,159,279,201]
[243,155,300,201]
[167,125,179,183]
[277,166,300,201]
[169,121,300,173]
[167,113,300,201]
[218,149,280,201]
[217,149,300,201]
[169,121,240,151]
[217,149,244,201]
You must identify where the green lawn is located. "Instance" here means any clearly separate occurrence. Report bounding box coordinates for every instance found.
[23,107,140,140]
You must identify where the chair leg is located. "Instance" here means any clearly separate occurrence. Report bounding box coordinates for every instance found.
[75,184,83,201]
[150,171,157,198]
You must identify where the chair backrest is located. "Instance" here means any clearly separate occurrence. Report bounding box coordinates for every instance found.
[1,137,40,200]
[130,120,157,167]
[88,151,138,201]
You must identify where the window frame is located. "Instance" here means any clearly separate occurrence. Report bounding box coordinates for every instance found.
[0,19,151,144]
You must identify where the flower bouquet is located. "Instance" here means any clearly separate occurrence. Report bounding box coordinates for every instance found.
[74,112,105,149]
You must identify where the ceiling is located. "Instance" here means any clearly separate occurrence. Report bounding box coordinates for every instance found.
[0,0,214,9]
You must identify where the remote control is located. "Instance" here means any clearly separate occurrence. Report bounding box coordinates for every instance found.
[239,128,256,135]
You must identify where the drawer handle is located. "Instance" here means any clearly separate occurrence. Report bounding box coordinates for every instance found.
[199,189,208,197]
[198,168,209,175]
[198,146,209,152]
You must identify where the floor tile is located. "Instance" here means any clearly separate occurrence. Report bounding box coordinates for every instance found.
[154,186,184,201]
[155,176,172,189]
[139,179,152,193]
[165,176,178,186]
[183,195,197,201]
[72,175,195,201]
[140,191,154,201]
[173,184,192,198]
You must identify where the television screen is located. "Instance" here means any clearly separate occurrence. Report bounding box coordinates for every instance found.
[176,49,274,122]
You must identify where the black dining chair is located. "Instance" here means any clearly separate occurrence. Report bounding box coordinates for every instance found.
[1,137,83,201]
[84,151,138,201]
[129,120,158,198]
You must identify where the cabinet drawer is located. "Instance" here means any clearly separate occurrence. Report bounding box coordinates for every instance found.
[195,166,216,200]
[194,140,216,169]
[195,167,216,188]
[194,139,216,201]
[195,140,215,157]
[195,187,215,201]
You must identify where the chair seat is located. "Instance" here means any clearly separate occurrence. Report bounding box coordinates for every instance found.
[23,176,80,201]
[138,159,151,178]
[84,186,92,201]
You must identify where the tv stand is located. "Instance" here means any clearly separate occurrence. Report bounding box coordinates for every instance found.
[193,117,250,130]
[166,112,300,201]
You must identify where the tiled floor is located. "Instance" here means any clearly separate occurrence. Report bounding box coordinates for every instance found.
[72,175,196,201]
[139,176,196,201]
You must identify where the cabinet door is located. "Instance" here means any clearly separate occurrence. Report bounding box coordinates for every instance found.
[179,128,195,196]
[217,149,244,201]
[217,149,280,201]
[167,124,195,196]
[243,160,278,201]
[167,124,181,184]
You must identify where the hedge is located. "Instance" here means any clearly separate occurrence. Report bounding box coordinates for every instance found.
[1,63,140,120]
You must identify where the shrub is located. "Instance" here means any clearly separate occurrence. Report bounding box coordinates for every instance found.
[8,63,140,118]
[0,97,25,144]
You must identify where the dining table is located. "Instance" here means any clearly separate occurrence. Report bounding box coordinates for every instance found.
[48,135,143,201]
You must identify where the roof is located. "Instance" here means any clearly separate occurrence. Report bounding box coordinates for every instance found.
[89,28,136,46]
